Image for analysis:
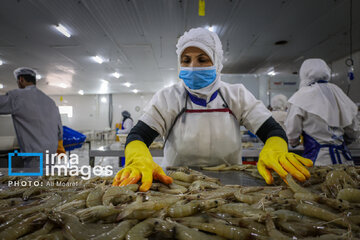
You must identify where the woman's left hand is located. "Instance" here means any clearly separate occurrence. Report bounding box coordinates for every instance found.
[257,136,313,184]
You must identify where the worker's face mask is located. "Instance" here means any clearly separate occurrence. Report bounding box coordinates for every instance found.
[179,66,217,90]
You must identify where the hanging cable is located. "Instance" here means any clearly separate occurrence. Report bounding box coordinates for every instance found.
[346,0,354,95]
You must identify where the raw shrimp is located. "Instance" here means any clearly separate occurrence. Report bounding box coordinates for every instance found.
[90,219,138,240]
[75,205,122,223]
[0,212,47,240]
[337,188,360,203]
[102,187,136,206]
[181,221,251,240]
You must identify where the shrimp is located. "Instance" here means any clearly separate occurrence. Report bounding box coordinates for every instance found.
[265,215,291,240]
[154,219,227,240]
[173,179,191,187]
[201,164,227,171]
[181,221,251,240]
[90,219,138,240]
[322,170,357,198]
[75,205,122,223]
[0,188,26,199]
[159,183,188,194]
[22,186,48,201]
[117,196,181,220]
[86,186,106,207]
[213,203,267,221]
[126,218,158,240]
[337,188,360,203]
[168,199,225,218]
[189,180,220,193]
[18,222,55,240]
[54,199,86,212]
[102,187,136,206]
[295,203,358,230]
[286,174,311,194]
[48,211,116,240]
[234,191,265,204]
[0,212,47,240]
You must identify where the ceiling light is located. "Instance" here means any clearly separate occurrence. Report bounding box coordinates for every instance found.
[207,26,214,32]
[101,97,107,103]
[0,84,3,89]
[59,83,68,88]
[267,70,276,76]
[123,82,131,88]
[36,74,41,80]
[93,56,104,64]
[78,90,84,95]
[0,60,3,65]
[55,24,71,38]
[100,79,109,84]
[132,89,139,94]
[112,72,121,78]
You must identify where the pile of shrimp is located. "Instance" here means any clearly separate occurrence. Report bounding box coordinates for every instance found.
[0,164,359,240]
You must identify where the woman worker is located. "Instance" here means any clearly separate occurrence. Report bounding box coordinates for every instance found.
[113,28,313,191]
[118,110,134,134]
[285,58,360,165]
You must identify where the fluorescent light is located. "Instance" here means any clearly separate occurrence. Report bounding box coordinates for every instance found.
[132,89,139,94]
[55,24,71,38]
[0,60,3,65]
[93,56,104,64]
[59,83,68,88]
[36,74,41,80]
[100,79,109,84]
[112,72,121,78]
[267,70,276,76]
[123,82,131,88]
[78,90,84,95]
[0,84,3,89]
[101,97,107,103]
[207,26,214,32]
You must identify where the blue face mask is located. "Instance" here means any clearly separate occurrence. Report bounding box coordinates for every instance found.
[179,66,217,90]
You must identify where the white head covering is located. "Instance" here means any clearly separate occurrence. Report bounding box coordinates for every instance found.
[13,67,38,80]
[271,94,288,111]
[289,58,357,128]
[299,58,331,88]
[176,28,223,100]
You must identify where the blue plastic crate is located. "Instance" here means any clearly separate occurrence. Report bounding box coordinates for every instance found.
[63,126,86,151]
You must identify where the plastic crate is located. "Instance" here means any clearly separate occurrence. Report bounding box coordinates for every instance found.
[63,126,86,151]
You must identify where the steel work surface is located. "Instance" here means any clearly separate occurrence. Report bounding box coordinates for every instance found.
[173,167,267,186]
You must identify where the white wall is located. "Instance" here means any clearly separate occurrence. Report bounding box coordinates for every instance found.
[50,93,153,131]
[329,50,360,103]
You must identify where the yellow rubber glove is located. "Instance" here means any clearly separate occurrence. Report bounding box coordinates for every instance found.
[56,140,66,155]
[112,140,173,191]
[257,136,313,184]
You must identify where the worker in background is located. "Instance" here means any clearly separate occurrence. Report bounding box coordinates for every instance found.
[271,94,288,130]
[285,59,360,165]
[118,110,134,134]
[0,68,65,169]
[113,28,313,191]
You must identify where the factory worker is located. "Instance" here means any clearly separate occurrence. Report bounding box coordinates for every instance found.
[118,110,134,134]
[271,94,288,130]
[113,28,313,191]
[0,68,65,168]
[285,59,360,165]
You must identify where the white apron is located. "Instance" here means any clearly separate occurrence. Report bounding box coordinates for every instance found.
[163,91,242,167]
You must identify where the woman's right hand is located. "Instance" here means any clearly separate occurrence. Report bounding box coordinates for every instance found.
[112,140,173,191]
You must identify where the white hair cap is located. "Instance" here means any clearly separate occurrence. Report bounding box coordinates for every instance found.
[176,28,224,73]
[271,94,288,111]
[299,58,331,88]
[13,67,38,80]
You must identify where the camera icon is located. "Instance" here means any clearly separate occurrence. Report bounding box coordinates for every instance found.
[8,150,43,176]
